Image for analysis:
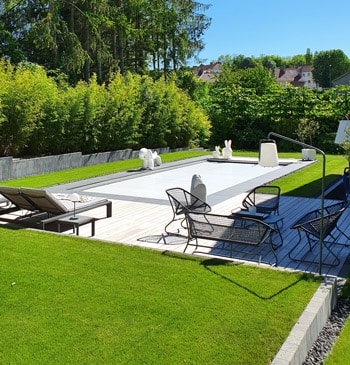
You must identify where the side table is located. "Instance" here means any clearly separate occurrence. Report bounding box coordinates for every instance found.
[263,214,284,248]
[234,209,283,248]
[57,215,95,237]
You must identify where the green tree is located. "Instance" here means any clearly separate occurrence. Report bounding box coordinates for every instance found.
[313,49,350,88]
[0,0,211,83]
[305,48,313,64]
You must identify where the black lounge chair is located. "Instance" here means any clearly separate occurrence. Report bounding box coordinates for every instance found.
[241,185,281,215]
[165,187,211,235]
[289,201,349,267]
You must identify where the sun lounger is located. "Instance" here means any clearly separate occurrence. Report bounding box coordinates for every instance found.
[0,186,112,229]
[0,186,37,212]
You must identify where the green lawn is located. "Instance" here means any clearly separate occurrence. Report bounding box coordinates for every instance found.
[324,282,350,365]
[0,228,321,364]
[0,150,349,364]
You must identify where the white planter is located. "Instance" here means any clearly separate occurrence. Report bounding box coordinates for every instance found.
[302,148,316,161]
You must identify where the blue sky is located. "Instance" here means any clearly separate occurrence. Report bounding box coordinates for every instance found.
[193,0,350,64]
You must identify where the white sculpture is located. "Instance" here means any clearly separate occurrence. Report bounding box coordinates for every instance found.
[222,139,232,159]
[212,146,221,159]
[190,174,207,202]
[139,148,162,170]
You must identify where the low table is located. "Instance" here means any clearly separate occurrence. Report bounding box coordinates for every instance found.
[235,210,284,248]
[57,215,95,237]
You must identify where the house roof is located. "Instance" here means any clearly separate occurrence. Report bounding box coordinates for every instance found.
[274,66,313,86]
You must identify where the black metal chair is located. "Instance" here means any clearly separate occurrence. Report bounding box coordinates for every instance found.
[165,187,211,235]
[242,185,281,215]
[288,201,349,267]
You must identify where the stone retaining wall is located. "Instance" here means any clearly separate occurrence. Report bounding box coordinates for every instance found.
[0,147,171,181]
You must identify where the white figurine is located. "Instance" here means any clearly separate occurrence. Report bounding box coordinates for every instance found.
[139,148,162,170]
[222,140,232,159]
[212,146,221,159]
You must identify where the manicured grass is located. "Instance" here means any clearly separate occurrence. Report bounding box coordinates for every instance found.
[323,279,350,365]
[0,228,321,364]
[0,150,348,363]
[0,151,209,188]
[324,319,350,365]
[273,153,346,197]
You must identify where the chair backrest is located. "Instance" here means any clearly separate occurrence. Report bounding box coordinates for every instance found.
[186,212,272,246]
[20,188,69,215]
[166,188,211,216]
[242,185,280,215]
[0,186,36,211]
[291,202,347,239]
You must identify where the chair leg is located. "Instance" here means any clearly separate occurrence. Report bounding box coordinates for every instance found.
[289,232,340,267]
[165,215,191,240]
[165,213,178,235]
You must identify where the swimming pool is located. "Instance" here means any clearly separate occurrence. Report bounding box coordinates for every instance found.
[85,160,283,202]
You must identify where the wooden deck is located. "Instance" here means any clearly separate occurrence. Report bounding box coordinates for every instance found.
[69,193,350,278]
[1,156,349,277]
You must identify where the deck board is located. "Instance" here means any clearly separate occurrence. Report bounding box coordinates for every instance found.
[63,193,350,277]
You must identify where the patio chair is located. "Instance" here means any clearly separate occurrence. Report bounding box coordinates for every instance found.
[165,187,211,235]
[242,185,281,215]
[288,201,349,267]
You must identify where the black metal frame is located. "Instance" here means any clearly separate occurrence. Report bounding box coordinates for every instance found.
[241,185,281,215]
[165,187,211,235]
[288,201,349,267]
[184,212,278,266]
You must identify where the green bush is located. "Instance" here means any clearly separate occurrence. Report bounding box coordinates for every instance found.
[0,60,211,156]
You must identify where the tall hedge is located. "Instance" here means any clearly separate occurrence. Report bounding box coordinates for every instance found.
[0,59,211,157]
[206,68,350,153]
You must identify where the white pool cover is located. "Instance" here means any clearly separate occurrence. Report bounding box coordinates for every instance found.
[85,161,282,200]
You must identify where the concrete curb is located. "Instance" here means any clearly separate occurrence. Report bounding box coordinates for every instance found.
[271,276,337,365]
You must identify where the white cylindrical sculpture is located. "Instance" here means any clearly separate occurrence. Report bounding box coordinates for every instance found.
[259,142,279,167]
[302,148,316,161]
[190,174,207,202]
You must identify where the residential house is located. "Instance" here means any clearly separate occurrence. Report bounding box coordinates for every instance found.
[193,62,222,82]
[274,65,318,89]
[332,71,350,87]
[192,62,319,89]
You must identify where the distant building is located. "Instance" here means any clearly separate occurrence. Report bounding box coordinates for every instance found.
[192,63,319,89]
[274,65,319,89]
[193,62,222,82]
[332,71,350,87]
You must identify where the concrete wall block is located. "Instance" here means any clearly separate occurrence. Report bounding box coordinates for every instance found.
[11,153,82,179]
[82,149,134,166]
[0,147,173,181]
[0,157,13,181]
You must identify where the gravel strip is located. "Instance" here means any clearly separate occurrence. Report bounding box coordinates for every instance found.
[303,296,350,364]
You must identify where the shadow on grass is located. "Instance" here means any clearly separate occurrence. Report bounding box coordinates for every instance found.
[284,174,340,198]
[201,258,314,300]
[161,253,316,300]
